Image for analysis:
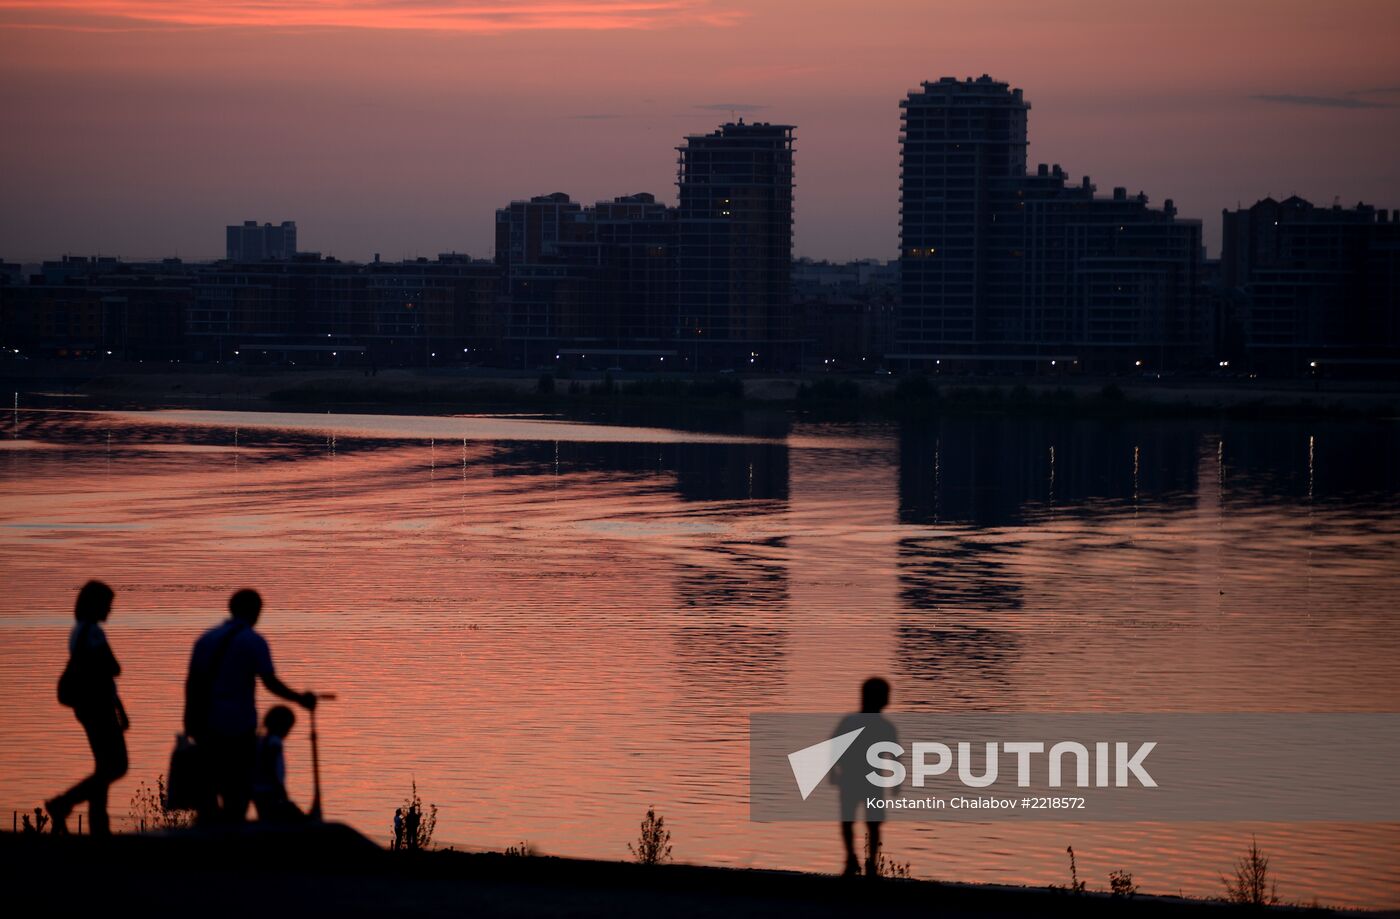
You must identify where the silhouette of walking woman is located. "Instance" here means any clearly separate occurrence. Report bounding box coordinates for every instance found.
[46,581,129,834]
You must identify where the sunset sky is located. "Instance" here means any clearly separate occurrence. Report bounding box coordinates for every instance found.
[1,0,1398,261]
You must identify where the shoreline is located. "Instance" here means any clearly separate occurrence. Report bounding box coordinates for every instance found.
[5,825,1389,918]
[4,360,1399,422]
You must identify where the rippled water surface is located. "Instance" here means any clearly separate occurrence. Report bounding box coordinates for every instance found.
[2,407,1398,907]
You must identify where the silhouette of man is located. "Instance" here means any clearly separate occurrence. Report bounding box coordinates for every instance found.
[184,589,316,825]
[405,804,420,851]
[830,677,897,876]
[393,808,404,850]
[46,581,129,835]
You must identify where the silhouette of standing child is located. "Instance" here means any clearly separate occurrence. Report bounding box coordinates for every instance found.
[252,705,303,822]
[47,581,129,835]
[830,677,898,876]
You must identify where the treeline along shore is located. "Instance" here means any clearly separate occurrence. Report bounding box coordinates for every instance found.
[4,359,1399,421]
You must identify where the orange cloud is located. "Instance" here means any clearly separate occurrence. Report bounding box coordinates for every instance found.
[0,0,743,33]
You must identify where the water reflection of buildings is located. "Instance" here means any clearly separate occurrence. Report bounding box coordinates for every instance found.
[488,439,789,503]
[894,536,1022,695]
[671,541,792,707]
[674,539,790,610]
[664,464,792,704]
[897,418,1201,528]
[488,432,795,705]
[890,417,1400,697]
[662,505,792,708]
[1215,422,1400,503]
[665,545,791,776]
[893,418,1203,696]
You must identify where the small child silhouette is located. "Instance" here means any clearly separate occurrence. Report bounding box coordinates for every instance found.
[830,677,898,876]
[252,705,303,822]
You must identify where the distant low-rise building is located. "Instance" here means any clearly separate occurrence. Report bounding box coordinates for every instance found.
[2,252,504,366]
[226,221,298,262]
[492,191,681,371]
[1221,196,1400,376]
[189,253,500,366]
[0,256,192,359]
[792,258,898,368]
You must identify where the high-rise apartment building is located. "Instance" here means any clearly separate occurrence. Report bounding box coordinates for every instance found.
[677,121,795,369]
[896,76,1203,371]
[898,75,1028,350]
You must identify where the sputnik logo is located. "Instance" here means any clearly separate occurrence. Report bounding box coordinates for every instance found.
[787,727,865,800]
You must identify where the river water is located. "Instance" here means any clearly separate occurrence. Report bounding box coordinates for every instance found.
[1,406,1397,907]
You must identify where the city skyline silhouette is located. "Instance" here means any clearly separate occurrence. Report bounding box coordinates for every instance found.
[2,1,1398,261]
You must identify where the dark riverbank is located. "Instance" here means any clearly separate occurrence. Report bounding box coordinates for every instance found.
[4,359,1398,421]
[4,827,1382,919]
